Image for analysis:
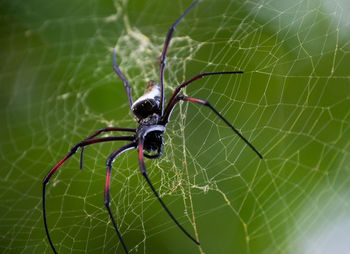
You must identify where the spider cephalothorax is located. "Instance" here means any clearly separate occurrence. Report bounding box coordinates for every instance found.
[43,1,263,254]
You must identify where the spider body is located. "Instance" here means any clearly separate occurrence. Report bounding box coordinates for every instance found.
[133,81,164,157]
[43,1,263,254]
[136,113,164,156]
[132,80,161,120]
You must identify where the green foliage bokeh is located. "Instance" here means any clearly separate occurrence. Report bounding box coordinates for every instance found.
[1,0,350,253]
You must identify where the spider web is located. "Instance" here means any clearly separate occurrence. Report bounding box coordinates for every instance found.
[1,0,350,253]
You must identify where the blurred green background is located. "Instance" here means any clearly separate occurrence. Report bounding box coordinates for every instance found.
[1,0,350,253]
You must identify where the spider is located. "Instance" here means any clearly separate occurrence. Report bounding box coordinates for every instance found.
[43,1,263,253]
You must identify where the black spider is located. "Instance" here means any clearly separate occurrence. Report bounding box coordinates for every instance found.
[42,1,263,253]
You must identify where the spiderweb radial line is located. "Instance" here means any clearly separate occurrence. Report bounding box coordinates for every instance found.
[1,0,350,254]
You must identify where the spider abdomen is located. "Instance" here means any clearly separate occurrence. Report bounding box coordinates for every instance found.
[132,80,161,120]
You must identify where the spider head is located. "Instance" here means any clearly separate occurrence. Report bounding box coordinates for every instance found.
[131,80,161,121]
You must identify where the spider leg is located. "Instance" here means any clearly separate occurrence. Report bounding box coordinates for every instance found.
[113,50,133,108]
[162,71,243,122]
[85,127,136,140]
[159,0,199,114]
[137,138,200,246]
[43,135,135,254]
[174,95,263,159]
[80,127,136,170]
[105,142,136,254]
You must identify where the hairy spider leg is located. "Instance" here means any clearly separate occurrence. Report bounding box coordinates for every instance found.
[113,50,133,108]
[161,72,263,159]
[137,136,200,246]
[105,142,137,254]
[79,127,136,170]
[159,0,200,114]
[43,135,135,254]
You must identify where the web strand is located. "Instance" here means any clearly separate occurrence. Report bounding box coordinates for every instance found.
[1,0,350,253]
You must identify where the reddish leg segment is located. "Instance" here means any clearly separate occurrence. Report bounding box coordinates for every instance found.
[43,135,134,254]
[165,95,263,159]
[162,71,243,123]
[104,142,136,254]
